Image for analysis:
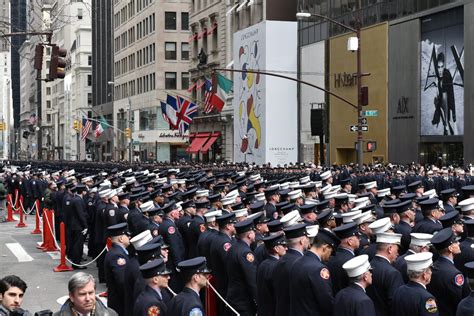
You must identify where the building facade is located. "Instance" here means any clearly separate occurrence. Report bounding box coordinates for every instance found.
[91,0,114,161]
[43,0,92,161]
[112,0,190,162]
[0,1,12,159]
[298,0,466,165]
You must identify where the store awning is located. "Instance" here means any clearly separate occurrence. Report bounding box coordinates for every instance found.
[186,133,211,153]
[201,132,220,153]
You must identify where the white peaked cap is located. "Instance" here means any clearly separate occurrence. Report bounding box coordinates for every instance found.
[405,252,433,272]
[423,189,438,199]
[459,197,474,213]
[140,200,155,212]
[232,208,248,218]
[196,189,209,198]
[320,170,331,180]
[221,196,236,206]
[320,184,332,193]
[364,181,377,190]
[130,230,153,249]
[99,188,111,198]
[204,210,222,222]
[352,211,376,225]
[280,210,301,227]
[341,210,362,223]
[279,182,290,190]
[376,232,402,245]
[410,233,433,247]
[306,224,319,238]
[226,190,239,199]
[377,188,391,197]
[343,254,371,277]
[300,176,310,184]
[288,189,303,200]
[369,217,392,234]
[289,182,300,189]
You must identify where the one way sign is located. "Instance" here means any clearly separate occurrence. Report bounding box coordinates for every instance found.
[350,125,369,132]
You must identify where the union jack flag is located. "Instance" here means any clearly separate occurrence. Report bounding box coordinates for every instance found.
[175,96,198,134]
[203,78,214,114]
[81,117,92,141]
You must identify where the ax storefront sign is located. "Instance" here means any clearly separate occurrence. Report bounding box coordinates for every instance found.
[350,125,369,132]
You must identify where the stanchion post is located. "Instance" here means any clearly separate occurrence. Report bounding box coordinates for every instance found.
[14,189,19,214]
[6,194,15,222]
[15,204,27,228]
[31,199,41,234]
[42,209,58,252]
[206,275,217,316]
[54,222,73,272]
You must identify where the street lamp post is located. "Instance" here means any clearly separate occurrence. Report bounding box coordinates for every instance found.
[296,12,364,166]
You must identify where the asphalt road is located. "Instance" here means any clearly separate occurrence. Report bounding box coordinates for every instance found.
[0,213,106,314]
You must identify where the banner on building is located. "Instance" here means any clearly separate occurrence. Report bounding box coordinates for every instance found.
[420,8,464,136]
[233,21,297,165]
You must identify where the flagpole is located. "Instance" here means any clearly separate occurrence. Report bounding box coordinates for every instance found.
[77,113,128,135]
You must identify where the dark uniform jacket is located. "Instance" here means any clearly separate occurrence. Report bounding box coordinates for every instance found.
[196,228,218,266]
[257,255,279,316]
[367,255,404,316]
[209,231,233,295]
[427,256,470,316]
[104,243,129,316]
[133,285,167,316]
[333,283,376,316]
[159,216,186,292]
[394,220,412,254]
[124,256,140,316]
[289,251,334,316]
[413,218,443,234]
[226,239,258,315]
[273,248,304,316]
[327,247,355,293]
[166,287,204,316]
[454,238,474,276]
[392,281,439,316]
[456,292,474,316]
[187,214,205,258]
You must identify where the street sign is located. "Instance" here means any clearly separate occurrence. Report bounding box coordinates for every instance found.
[350,125,369,132]
[133,140,140,145]
[362,110,378,117]
[360,118,368,125]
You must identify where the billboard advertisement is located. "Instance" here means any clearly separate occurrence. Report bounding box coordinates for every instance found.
[233,21,297,165]
[420,8,464,136]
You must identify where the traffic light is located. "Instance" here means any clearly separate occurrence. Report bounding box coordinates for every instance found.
[360,86,369,106]
[366,141,377,152]
[34,44,44,71]
[0,122,5,130]
[73,120,79,131]
[49,45,67,80]
[125,127,131,138]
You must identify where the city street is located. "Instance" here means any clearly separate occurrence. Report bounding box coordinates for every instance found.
[0,214,106,314]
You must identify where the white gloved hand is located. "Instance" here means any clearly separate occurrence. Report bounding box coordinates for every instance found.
[82,228,88,236]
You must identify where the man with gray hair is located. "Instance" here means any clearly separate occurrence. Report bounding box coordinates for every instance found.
[53,272,117,316]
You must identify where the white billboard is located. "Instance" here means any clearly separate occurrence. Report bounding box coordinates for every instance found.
[233,21,298,166]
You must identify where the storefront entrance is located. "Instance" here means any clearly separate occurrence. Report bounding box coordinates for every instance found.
[419,142,463,166]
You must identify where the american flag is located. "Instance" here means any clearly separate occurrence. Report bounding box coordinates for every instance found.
[81,117,92,141]
[203,78,214,114]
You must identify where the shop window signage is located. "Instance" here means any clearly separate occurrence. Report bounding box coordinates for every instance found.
[334,72,358,88]
[393,96,413,120]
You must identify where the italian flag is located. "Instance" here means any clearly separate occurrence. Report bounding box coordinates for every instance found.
[95,116,108,138]
[211,73,233,112]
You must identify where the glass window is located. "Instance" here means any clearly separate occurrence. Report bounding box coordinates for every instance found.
[181,12,189,30]
[181,42,189,60]
[165,72,177,89]
[139,107,158,130]
[181,72,189,90]
[165,42,177,60]
[165,12,177,30]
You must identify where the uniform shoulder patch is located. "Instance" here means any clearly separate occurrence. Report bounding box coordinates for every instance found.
[320,268,330,280]
[223,242,232,252]
[425,298,437,313]
[117,257,126,266]
[147,306,160,316]
[455,273,464,286]
[168,226,175,234]
[199,223,206,233]
[246,253,255,263]
[189,307,203,316]
[109,209,115,216]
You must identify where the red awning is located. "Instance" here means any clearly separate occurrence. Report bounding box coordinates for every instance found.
[186,133,211,153]
[207,23,218,35]
[201,132,220,153]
